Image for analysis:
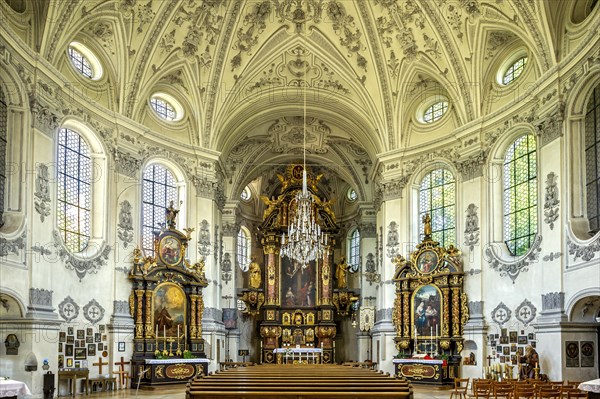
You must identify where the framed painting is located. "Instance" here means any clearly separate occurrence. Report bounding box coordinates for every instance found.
[74,348,86,360]
[153,282,186,337]
[65,345,73,357]
[87,344,96,357]
[67,336,74,344]
[158,235,183,266]
[118,342,125,352]
[280,257,317,308]
[77,330,84,339]
[66,358,73,368]
[59,332,66,342]
[415,250,438,274]
[67,327,74,336]
[412,284,441,337]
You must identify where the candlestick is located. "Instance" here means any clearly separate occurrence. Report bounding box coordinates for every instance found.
[177,325,180,339]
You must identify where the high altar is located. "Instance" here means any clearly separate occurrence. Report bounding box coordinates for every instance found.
[128,204,209,385]
[239,164,358,364]
[391,216,469,385]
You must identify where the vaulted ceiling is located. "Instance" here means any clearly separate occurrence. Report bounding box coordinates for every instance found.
[2,0,596,204]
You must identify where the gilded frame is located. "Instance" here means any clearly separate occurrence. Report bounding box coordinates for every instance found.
[411,284,443,339]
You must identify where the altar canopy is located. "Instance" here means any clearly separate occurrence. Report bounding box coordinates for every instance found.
[392,216,468,384]
[128,204,208,385]
[239,164,357,364]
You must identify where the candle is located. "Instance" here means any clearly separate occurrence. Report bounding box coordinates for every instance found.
[155,325,158,338]
[163,325,166,338]
[178,325,180,338]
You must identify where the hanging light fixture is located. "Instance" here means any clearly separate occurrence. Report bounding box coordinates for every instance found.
[280,8,325,269]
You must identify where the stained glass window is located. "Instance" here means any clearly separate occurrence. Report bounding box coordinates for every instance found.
[142,164,177,256]
[237,228,249,271]
[503,134,538,256]
[0,87,7,227]
[150,96,177,121]
[423,101,448,123]
[349,229,360,272]
[56,128,91,252]
[68,46,93,78]
[502,56,528,85]
[585,84,600,235]
[419,169,456,246]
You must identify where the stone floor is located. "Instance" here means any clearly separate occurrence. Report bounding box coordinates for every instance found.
[77,384,452,398]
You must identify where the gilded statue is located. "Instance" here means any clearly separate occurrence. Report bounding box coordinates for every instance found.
[248,256,262,289]
[335,256,350,289]
[260,195,279,220]
[423,213,432,237]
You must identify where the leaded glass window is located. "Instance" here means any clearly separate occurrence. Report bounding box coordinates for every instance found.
[68,46,93,78]
[419,169,456,246]
[0,87,7,227]
[142,164,177,256]
[56,128,91,252]
[502,56,528,85]
[150,97,177,121]
[237,228,249,271]
[503,134,538,256]
[423,101,448,123]
[349,229,360,272]
[585,84,600,234]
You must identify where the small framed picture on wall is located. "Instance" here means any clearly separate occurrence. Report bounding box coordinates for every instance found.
[118,342,125,352]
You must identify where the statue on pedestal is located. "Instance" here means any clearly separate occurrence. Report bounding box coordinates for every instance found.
[335,257,350,289]
[248,256,262,289]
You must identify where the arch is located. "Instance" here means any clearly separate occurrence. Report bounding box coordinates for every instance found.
[0,288,26,318]
[140,159,187,256]
[566,287,600,322]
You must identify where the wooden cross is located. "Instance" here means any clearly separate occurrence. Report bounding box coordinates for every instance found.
[486,355,494,366]
[114,357,131,389]
[93,357,108,375]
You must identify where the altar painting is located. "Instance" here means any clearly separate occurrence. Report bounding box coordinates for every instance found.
[412,285,441,337]
[280,258,317,308]
[153,283,186,337]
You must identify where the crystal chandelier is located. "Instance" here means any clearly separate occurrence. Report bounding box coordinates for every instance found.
[280,12,325,268]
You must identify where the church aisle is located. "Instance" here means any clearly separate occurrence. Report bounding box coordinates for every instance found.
[83,384,449,398]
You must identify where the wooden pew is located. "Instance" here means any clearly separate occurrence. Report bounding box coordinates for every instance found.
[186,364,413,399]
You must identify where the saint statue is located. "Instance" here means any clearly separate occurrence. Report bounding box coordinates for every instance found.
[248,256,262,289]
[335,257,350,289]
[519,345,540,380]
[423,213,432,237]
[165,200,180,229]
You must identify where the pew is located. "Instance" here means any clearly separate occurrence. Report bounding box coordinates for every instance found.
[186,364,413,399]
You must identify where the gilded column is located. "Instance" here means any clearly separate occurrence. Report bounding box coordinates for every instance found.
[144,291,153,338]
[135,289,144,338]
[402,291,410,338]
[442,288,450,337]
[196,295,204,338]
[452,287,460,337]
[321,249,331,304]
[265,245,278,305]
[189,294,198,338]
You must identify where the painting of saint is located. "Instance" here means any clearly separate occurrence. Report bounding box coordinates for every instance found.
[281,258,317,308]
[154,283,185,337]
[159,236,182,265]
[412,285,441,337]
[416,251,438,274]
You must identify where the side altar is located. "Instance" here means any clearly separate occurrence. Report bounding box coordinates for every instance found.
[238,164,358,364]
[391,215,468,385]
[129,203,208,385]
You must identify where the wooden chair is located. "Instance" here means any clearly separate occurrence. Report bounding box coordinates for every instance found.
[537,389,561,399]
[566,381,582,389]
[566,392,588,399]
[492,385,513,399]
[450,378,469,399]
[474,383,492,399]
[513,388,535,399]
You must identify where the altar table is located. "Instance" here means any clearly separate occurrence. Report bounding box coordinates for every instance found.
[579,379,600,399]
[273,348,323,364]
[0,380,31,398]
[132,358,210,386]
[393,358,458,385]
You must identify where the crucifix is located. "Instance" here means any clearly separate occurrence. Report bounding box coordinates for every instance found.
[486,355,494,366]
[114,357,130,389]
[93,356,109,375]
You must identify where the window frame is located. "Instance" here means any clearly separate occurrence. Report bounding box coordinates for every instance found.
[66,42,104,81]
[348,228,360,272]
[149,93,185,122]
[416,96,450,125]
[0,86,7,228]
[141,163,180,257]
[584,83,600,235]
[418,168,457,247]
[237,226,250,272]
[502,134,538,256]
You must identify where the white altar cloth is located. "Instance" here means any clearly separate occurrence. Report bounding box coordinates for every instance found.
[393,358,445,365]
[0,379,31,397]
[579,379,600,393]
[145,358,210,364]
[272,348,323,354]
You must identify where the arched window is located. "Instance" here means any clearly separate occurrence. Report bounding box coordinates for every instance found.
[0,86,7,227]
[348,229,360,271]
[585,83,600,235]
[141,164,178,256]
[419,168,456,246]
[237,227,250,271]
[56,128,92,252]
[503,134,538,256]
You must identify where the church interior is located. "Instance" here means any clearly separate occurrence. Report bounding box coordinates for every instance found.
[1,0,600,397]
